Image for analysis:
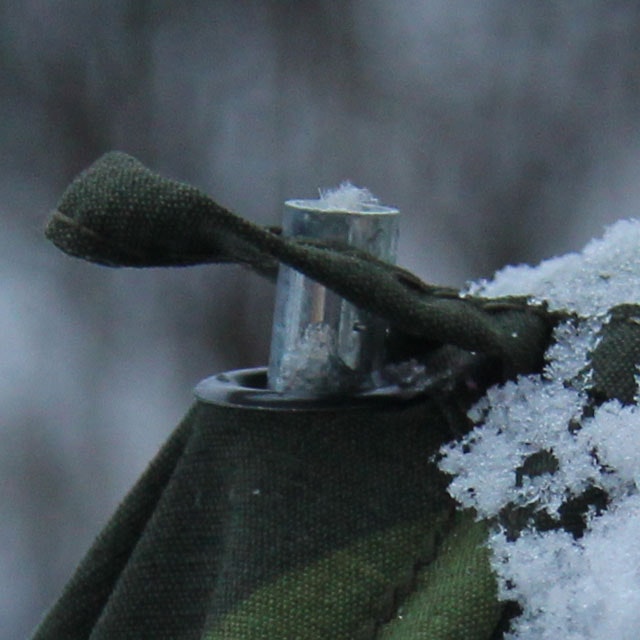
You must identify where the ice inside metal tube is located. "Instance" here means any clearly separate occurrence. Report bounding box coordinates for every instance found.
[267,183,399,396]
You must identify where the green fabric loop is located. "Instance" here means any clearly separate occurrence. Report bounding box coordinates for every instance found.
[46,152,557,375]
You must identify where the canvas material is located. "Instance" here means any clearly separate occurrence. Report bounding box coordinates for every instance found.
[32,393,506,639]
[34,153,640,638]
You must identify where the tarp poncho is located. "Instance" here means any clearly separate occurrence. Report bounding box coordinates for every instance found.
[33,152,640,639]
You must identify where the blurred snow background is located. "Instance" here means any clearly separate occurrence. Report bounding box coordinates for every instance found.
[2,1,640,637]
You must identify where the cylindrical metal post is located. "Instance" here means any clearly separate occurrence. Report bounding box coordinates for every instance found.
[267,184,399,395]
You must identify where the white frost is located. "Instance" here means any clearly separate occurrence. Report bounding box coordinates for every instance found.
[467,217,640,317]
[317,181,380,212]
[493,495,640,640]
[439,218,640,639]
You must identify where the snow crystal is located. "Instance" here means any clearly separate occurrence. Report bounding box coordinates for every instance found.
[467,218,640,317]
[542,318,600,384]
[274,323,340,392]
[286,182,398,214]
[578,401,640,494]
[494,495,640,640]
[317,182,380,212]
[440,375,593,518]
[439,218,640,639]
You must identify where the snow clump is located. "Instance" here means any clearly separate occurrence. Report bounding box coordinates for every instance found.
[439,218,640,639]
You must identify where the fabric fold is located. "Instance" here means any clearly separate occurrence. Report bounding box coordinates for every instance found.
[32,389,504,639]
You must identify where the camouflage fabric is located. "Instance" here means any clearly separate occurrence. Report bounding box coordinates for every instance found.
[36,152,638,639]
[32,383,503,639]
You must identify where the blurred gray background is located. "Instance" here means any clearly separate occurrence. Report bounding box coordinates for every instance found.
[2,1,640,636]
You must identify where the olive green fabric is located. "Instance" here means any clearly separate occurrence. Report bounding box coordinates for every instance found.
[589,303,640,404]
[378,514,501,640]
[204,519,446,640]
[42,152,638,639]
[32,390,503,639]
